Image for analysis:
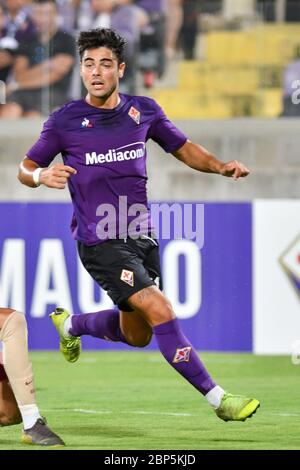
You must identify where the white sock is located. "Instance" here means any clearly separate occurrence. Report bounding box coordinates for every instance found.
[19,404,42,430]
[63,315,73,337]
[205,385,225,408]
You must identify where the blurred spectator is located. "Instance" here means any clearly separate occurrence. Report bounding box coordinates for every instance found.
[55,0,89,33]
[1,0,75,117]
[87,0,148,94]
[165,0,182,60]
[179,0,198,60]
[281,48,300,117]
[0,0,36,83]
[136,0,167,88]
[286,0,300,22]
[257,0,300,22]
[55,0,78,32]
[3,0,35,38]
[0,3,13,83]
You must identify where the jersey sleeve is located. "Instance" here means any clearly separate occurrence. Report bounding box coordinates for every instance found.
[26,112,62,167]
[147,100,187,152]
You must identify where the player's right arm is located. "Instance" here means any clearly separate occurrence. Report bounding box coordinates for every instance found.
[18,157,77,189]
[18,110,77,189]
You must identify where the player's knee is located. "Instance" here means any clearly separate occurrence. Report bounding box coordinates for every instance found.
[0,308,15,331]
[0,311,27,350]
[11,311,27,332]
[148,300,174,325]
[127,330,153,348]
[0,310,26,340]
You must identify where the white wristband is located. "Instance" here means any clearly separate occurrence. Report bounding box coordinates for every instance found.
[32,168,43,187]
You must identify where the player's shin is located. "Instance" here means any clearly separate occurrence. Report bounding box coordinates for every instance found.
[153,318,224,401]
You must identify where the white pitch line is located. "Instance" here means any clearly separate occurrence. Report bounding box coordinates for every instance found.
[73,408,112,414]
[42,408,192,417]
[43,408,300,418]
[123,411,192,417]
[147,357,163,363]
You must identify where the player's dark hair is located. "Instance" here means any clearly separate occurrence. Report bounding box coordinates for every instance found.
[77,28,126,64]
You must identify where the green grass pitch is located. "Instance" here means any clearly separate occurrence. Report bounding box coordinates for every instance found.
[1,351,300,450]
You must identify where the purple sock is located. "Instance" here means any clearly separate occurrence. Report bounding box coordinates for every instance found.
[69,309,128,344]
[153,318,216,395]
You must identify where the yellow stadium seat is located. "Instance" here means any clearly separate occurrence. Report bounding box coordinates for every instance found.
[255,89,283,117]
[150,25,297,118]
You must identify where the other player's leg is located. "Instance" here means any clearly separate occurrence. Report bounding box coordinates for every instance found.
[0,361,22,426]
[0,308,65,445]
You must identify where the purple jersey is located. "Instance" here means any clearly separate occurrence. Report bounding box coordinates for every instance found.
[27,94,187,245]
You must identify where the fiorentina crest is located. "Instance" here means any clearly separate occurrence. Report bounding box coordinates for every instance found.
[279,234,300,299]
[120,269,134,287]
[128,106,140,124]
[172,346,192,363]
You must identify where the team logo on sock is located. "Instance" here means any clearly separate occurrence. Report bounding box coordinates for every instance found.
[128,106,141,124]
[172,346,192,363]
[120,269,134,287]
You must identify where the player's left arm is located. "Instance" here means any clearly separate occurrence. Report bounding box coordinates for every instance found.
[172,140,250,179]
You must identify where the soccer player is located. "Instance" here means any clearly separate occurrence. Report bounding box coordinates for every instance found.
[18,28,260,422]
[0,307,64,446]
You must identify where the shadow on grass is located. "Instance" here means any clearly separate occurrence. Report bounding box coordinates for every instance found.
[208,438,260,443]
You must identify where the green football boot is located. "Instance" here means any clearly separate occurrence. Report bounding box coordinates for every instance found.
[215,392,260,422]
[49,308,81,363]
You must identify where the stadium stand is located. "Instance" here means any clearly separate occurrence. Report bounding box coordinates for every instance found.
[150,23,300,118]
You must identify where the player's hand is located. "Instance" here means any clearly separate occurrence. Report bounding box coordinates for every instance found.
[39,163,77,189]
[219,160,249,179]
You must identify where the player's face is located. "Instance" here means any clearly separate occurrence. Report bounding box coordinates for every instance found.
[80,47,125,100]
